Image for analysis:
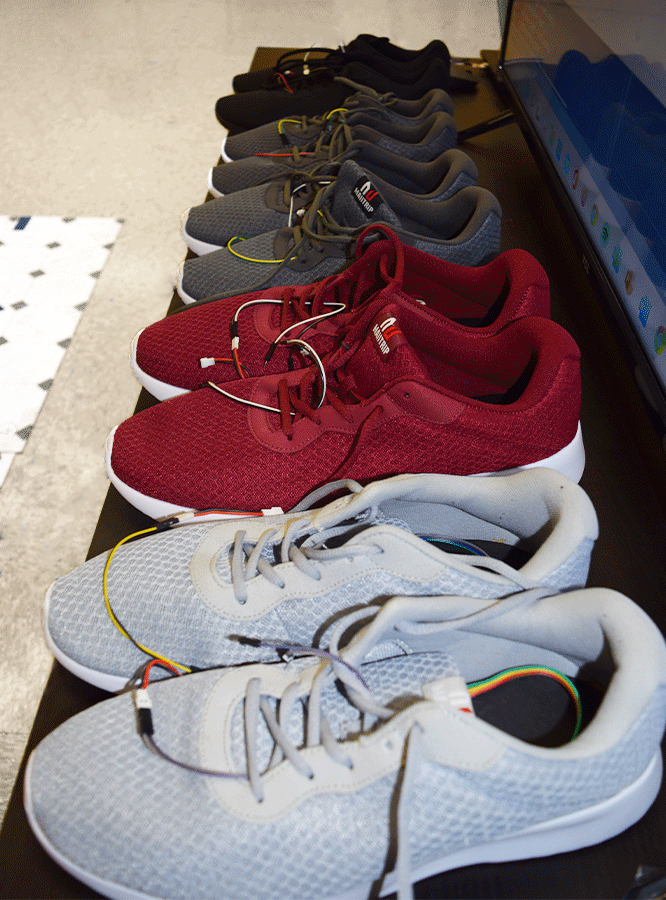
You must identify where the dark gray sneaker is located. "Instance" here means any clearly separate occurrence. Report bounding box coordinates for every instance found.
[177,160,501,304]
[184,149,478,256]
[220,83,455,162]
[208,111,457,197]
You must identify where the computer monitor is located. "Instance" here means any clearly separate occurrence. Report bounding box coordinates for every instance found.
[497,0,666,441]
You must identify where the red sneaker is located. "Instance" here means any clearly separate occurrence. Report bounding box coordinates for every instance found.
[130,226,550,401]
[107,300,583,520]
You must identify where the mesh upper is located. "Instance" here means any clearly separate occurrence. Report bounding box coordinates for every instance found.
[180,228,349,300]
[135,283,342,390]
[28,650,666,899]
[115,310,581,513]
[210,155,314,195]
[185,185,287,247]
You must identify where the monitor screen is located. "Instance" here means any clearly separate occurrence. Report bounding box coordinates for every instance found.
[498,0,666,434]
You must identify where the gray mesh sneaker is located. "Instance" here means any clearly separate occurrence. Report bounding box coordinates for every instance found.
[43,468,597,692]
[184,149,478,256]
[26,585,666,899]
[208,110,457,198]
[177,160,501,303]
[220,84,455,162]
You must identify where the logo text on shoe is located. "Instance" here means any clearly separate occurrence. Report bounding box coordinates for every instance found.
[372,316,403,355]
[352,178,383,217]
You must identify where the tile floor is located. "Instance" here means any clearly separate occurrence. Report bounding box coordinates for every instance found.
[0,0,501,821]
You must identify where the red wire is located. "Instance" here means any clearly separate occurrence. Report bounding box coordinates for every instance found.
[142,659,182,689]
[275,71,295,93]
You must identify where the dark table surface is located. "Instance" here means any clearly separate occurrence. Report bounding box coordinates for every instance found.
[1,48,666,900]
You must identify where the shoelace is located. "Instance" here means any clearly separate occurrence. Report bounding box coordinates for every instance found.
[137,585,558,900]
[207,270,409,447]
[273,82,399,146]
[223,171,353,276]
[202,224,405,379]
[134,624,422,899]
[207,334,366,440]
[252,114,356,163]
[226,511,544,606]
[228,520,384,604]
[280,173,334,226]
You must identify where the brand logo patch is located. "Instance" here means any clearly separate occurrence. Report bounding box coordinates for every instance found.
[352,178,382,217]
[372,315,402,355]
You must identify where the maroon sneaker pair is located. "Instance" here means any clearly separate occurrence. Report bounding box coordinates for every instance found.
[110,228,583,519]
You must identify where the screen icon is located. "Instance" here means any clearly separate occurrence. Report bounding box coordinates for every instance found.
[639,297,651,326]
[612,245,622,273]
[601,223,610,246]
[591,204,598,226]
[572,169,579,189]
[556,139,562,160]
[656,326,666,355]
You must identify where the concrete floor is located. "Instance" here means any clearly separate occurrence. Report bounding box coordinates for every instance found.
[0,0,501,821]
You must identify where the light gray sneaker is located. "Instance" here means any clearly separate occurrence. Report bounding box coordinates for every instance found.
[219,84,455,162]
[184,148,478,256]
[25,585,666,900]
[177,160,501,303]
[43,468,597,693]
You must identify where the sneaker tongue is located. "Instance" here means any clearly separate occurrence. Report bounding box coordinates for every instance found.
[331,160,401,229]
[340,303,428,398]
[228,650,463,772]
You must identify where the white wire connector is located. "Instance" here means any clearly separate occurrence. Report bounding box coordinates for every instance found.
[133,688,154,735]
[200,357,216,368]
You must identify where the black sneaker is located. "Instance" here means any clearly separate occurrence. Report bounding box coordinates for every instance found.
[232,34,451,93]
[216,56,468,132]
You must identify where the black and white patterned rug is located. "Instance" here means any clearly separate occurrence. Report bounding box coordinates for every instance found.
[0,215,124,488]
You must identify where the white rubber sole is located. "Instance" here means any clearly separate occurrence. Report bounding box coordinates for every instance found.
[219,134,233,163]
[129,329,189,402]
[180,207,224,257]
[42,581,129,693]
[23,749,662,900]
[175,260,199,305]
[478,420,585,484]
[207,168,224,198]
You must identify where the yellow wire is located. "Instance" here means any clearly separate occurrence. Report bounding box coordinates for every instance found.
[227,235,299,264]
[277,107,347,134]
[277,117,303,134]
[102,527,192,674]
